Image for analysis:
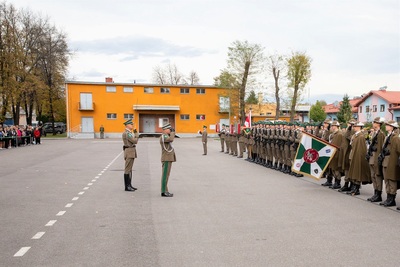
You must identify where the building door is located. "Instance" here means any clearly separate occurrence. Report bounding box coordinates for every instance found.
[81,117,94,132]
[143,117,156,133]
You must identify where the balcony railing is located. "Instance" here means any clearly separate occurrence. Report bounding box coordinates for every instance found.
[78,102,95,111]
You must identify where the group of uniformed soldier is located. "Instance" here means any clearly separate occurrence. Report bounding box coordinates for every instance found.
[218,117,400,210]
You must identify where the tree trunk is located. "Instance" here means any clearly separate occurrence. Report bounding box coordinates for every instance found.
[290,85,299,122]
[240,61,250,124]
[273,67,280,120]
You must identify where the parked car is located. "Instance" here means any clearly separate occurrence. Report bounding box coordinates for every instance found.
[42,122,66,135]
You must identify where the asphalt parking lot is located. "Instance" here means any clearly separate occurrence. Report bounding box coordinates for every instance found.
[1,137,399,267]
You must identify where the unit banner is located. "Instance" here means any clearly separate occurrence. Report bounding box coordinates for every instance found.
[292,131,338,180]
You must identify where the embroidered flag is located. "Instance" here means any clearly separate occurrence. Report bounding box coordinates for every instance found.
[292,132,338,180]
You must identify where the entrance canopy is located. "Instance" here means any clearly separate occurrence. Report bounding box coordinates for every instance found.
[133,105,180,111]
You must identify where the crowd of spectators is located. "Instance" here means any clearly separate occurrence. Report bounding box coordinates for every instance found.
[0,124,42,149]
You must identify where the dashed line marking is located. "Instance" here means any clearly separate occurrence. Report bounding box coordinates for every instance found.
[88,183,93,185]
[45,220,57,226]
[91,180,96,182]
[65,203,73,208]
[98,173,102,176]
[14,247,30,257]
[72,197,79,201]
[56,211,66,216]
[83,187,89,190]
[78,191,85,195]
[95,176,99,179]
[32,232,45,240]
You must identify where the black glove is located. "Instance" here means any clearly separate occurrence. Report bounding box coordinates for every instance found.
[133,129,137,133]
[170,128,175,132]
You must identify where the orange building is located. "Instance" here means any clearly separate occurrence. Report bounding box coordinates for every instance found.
[65,78,230,138]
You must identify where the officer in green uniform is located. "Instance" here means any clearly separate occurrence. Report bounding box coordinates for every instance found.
[219,124,226,152]
[160,123,176,197]
[366,117,385,202]
[122,119,139,192]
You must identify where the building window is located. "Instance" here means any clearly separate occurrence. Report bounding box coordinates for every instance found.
[79,93,93,110]
[180,114,190,120]
[196,114,205,120]
[359,106,362,113]
[380,105,385,112]
[366,105,370,113]
[124,114,134,120]
[107,113,117,119]
[180,88,190,94]
[196,88,205,94]
[160,87,170,94]
[372,105,377,112]
[144,87,154,93]
[123,87,133,93]
[106,86,116,92]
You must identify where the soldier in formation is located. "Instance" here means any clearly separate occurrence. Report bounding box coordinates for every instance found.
[220,118,400,209]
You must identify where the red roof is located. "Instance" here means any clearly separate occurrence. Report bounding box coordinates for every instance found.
[353,90,400,107]
[323,98,359,114]
[390,105,400,111]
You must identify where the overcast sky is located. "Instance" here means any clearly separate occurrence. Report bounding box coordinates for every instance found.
[11,0,400,102]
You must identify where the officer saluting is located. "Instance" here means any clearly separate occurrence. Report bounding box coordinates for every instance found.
[160,123,176,197]
[122,119,139,192]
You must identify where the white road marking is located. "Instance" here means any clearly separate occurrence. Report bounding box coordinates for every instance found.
[95,176,99,179]
[72,197,79,201]
[83,187,89,190]
[91,180,96,182]
[14,247,30,257]
[32,232,45,239]
[78,191,85,195]
[65,203,73,208]
[98,173,102,176]
[88,183,93,185]
[45,220,57,226]
[56,211,66,216]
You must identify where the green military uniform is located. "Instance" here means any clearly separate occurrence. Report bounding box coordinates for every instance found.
[338,119,356,192]
[199,125,208,155]
[367,117,385,202]
[380,121,400,207]
[219,124,226,152]
[160,123,176,197]
[347,122,371,196]
[122,119,139,192]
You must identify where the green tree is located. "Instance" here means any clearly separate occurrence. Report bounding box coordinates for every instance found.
[310,100,326,122]
[227,40,264,124]
[245,90,258,104]
[286,51,312,122]
[337,94,353,123]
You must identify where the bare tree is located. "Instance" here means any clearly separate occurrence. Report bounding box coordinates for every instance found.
[166,63,183,85]
[267,53,285,120]
[187,70,200,85]
[152,65,167,84]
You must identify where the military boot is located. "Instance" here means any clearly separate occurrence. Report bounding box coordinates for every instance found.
[383,194,396,207]
[321,176,333,187]
[331,179,341,189]
[124,174,135,192]
[339,182,351,192]
[371,190,382,202]
[346,183,356,194]
[353,184,360,195]
[128,172,137,191]
[368,190,379,202]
